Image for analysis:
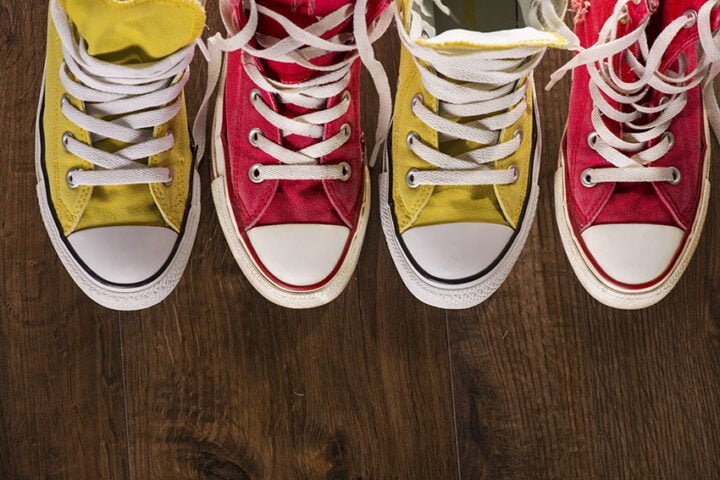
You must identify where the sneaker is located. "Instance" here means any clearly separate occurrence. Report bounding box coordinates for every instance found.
[37,0,205,310]
[380,0,576,309]
[204,0,392,309]
[551,0,720,309]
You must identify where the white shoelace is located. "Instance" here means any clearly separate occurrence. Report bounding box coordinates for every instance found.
[193,0,393,183]
[548,0,720,187]
[51,0,198,188]
[398,0,578,188]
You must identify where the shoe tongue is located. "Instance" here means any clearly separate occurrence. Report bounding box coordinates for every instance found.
[239,0,376,153]
[59,0,205,63]
[416,27,568,51]
[262,0,345,19]
[249,0,355,84]
[245,0,386,83]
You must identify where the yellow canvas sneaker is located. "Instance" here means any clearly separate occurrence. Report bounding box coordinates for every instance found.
[380,0,577,309]
[36,0,206,310]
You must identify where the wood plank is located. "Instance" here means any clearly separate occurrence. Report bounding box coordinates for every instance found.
[447,49,720,479]
[3,2,720,479]
[0,4,130,480]
[117,209,458,478]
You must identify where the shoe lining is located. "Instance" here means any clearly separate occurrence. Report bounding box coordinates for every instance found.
[415,0,527,36]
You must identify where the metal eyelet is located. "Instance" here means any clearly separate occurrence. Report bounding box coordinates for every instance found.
[664,131,675,147]
[248,163,264,183]
[60,94,71,108]
[514,129,523,142]
[341,91,351,103]
[340,123,352,138]
[248,128,263,147]
[684,9,698,28]
[581,168,596,188]
[411,93,424,109]
[406,131,419,148]
[587,132,599,149]
[669,167,681,185]
[249,89,262,103]
[508,165,519,183]
[339,161,351,181]
[66,169,80,189]
[421,30,430,39]
[61,131,74,149]
[406,168,419,188]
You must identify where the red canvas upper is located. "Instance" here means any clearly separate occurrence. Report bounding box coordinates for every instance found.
[221,0,389,231]
[563,0,718,235]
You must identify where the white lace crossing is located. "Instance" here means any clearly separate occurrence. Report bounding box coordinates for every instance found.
[398,0,577,188]
[193,0,393,183]
[548,0,720,187]
[51,0,198,188]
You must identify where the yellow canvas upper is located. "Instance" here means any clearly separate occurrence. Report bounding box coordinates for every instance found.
[60,0,205,61]
[391,0,564,233]
[43,0,205,236]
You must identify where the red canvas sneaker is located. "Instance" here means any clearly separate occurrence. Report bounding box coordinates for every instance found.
[201,0,392,308]
[551,0,720,309]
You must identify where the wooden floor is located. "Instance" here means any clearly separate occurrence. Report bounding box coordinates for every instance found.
[2,2,720,479]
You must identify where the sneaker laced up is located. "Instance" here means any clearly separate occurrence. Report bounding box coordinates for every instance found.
[397,0,577,188]
[193,0,393,182]
[51,0,199,188]
[548,0,720,187]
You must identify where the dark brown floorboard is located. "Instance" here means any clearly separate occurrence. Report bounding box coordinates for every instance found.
[447,50,720,479]
[1,3,719,479]
[0,2,130,479]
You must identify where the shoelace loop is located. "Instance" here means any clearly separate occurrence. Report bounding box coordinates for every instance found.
[51,0,197,188]
[548,0,720,187]
[193,0,393,183]
[397,0,578,188]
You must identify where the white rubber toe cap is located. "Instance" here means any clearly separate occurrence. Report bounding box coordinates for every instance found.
[401,222,514,281]
[67,226,178,285]
[247,224,350,287]
[581,224,685,286]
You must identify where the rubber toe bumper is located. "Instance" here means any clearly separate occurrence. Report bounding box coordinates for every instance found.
[67,226,179,285]
[246,223,350,287]
[401,222,515,281]
[581,223,684,286]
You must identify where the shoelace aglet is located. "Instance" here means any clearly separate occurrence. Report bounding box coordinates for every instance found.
[431,0,460,25]
[369,142,383,169]
[545,73,563,92]
[195,38,210,62]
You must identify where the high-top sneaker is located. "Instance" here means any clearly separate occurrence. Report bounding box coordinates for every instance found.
[37,0,206,311]
[380,0,577,309]
[551,0,720,309]
[205,0,392,309]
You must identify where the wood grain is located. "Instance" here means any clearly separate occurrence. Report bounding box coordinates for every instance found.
[0,3,129,479]
[447,49,720,479]
[1,2,719,479]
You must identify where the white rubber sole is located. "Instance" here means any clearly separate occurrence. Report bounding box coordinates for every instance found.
[379,110,543,310]
[554,122,711,310]
[210,64,369,309]
[35,79,201,312]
